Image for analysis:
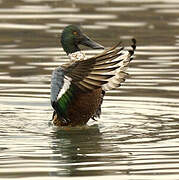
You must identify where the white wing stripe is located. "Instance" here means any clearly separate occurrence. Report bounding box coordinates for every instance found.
[58,76,72,99]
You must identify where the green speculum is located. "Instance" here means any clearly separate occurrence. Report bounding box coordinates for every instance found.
[57,86,74,117]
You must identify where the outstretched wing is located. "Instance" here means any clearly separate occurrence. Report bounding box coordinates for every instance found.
[63,39,136,92]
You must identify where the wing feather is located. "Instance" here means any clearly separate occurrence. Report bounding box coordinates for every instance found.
[56,39,136,92]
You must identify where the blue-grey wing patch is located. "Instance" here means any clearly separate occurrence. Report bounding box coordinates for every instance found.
[50,66,72,124]
[50,66,64,103]
[51,66,73,103]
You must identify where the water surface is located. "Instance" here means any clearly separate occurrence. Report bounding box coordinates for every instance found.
[0,0,179,179]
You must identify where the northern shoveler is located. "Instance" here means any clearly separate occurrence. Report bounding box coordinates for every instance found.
[50,25,136,126]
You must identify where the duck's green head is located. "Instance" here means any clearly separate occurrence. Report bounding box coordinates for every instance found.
[61,25,104,54]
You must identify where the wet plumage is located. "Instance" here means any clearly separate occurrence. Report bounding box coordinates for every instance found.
[50,25,136,126]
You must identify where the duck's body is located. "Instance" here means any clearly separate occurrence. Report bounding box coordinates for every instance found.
[50,25,136,127]
[53,88,102,126]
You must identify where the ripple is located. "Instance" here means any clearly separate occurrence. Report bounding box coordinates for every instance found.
[0,23,48,30]
[0,88,49,93]
[138,46,179,50]
[27,62,60,66]
[9,66,36,70]
[0,48,62,56]
[82,25,108,30]
[0,14,116,20]
[96,7,147,12]
[0,83,48,88]
[156,9,179,13]
[143,4,179,9]
[112,0,163,2]
[149,56,179,60]
[96,22,147,27]
[168,22,179,26]
[0,61,14,65]
[15,6,79,13]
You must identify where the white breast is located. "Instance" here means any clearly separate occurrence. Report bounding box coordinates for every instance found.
[68,51,86,61]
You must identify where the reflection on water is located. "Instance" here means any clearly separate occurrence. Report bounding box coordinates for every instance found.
[50,125,104,176]
[0,0,179,179]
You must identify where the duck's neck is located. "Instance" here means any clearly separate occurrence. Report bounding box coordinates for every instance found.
[61,36,80,55]
[64,43,80,55]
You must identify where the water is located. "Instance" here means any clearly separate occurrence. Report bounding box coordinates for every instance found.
[0,0,179,179]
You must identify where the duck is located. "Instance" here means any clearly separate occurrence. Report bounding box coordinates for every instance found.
[50,25,136,127]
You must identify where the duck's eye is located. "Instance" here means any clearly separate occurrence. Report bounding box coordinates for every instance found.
[73,31,78,35]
